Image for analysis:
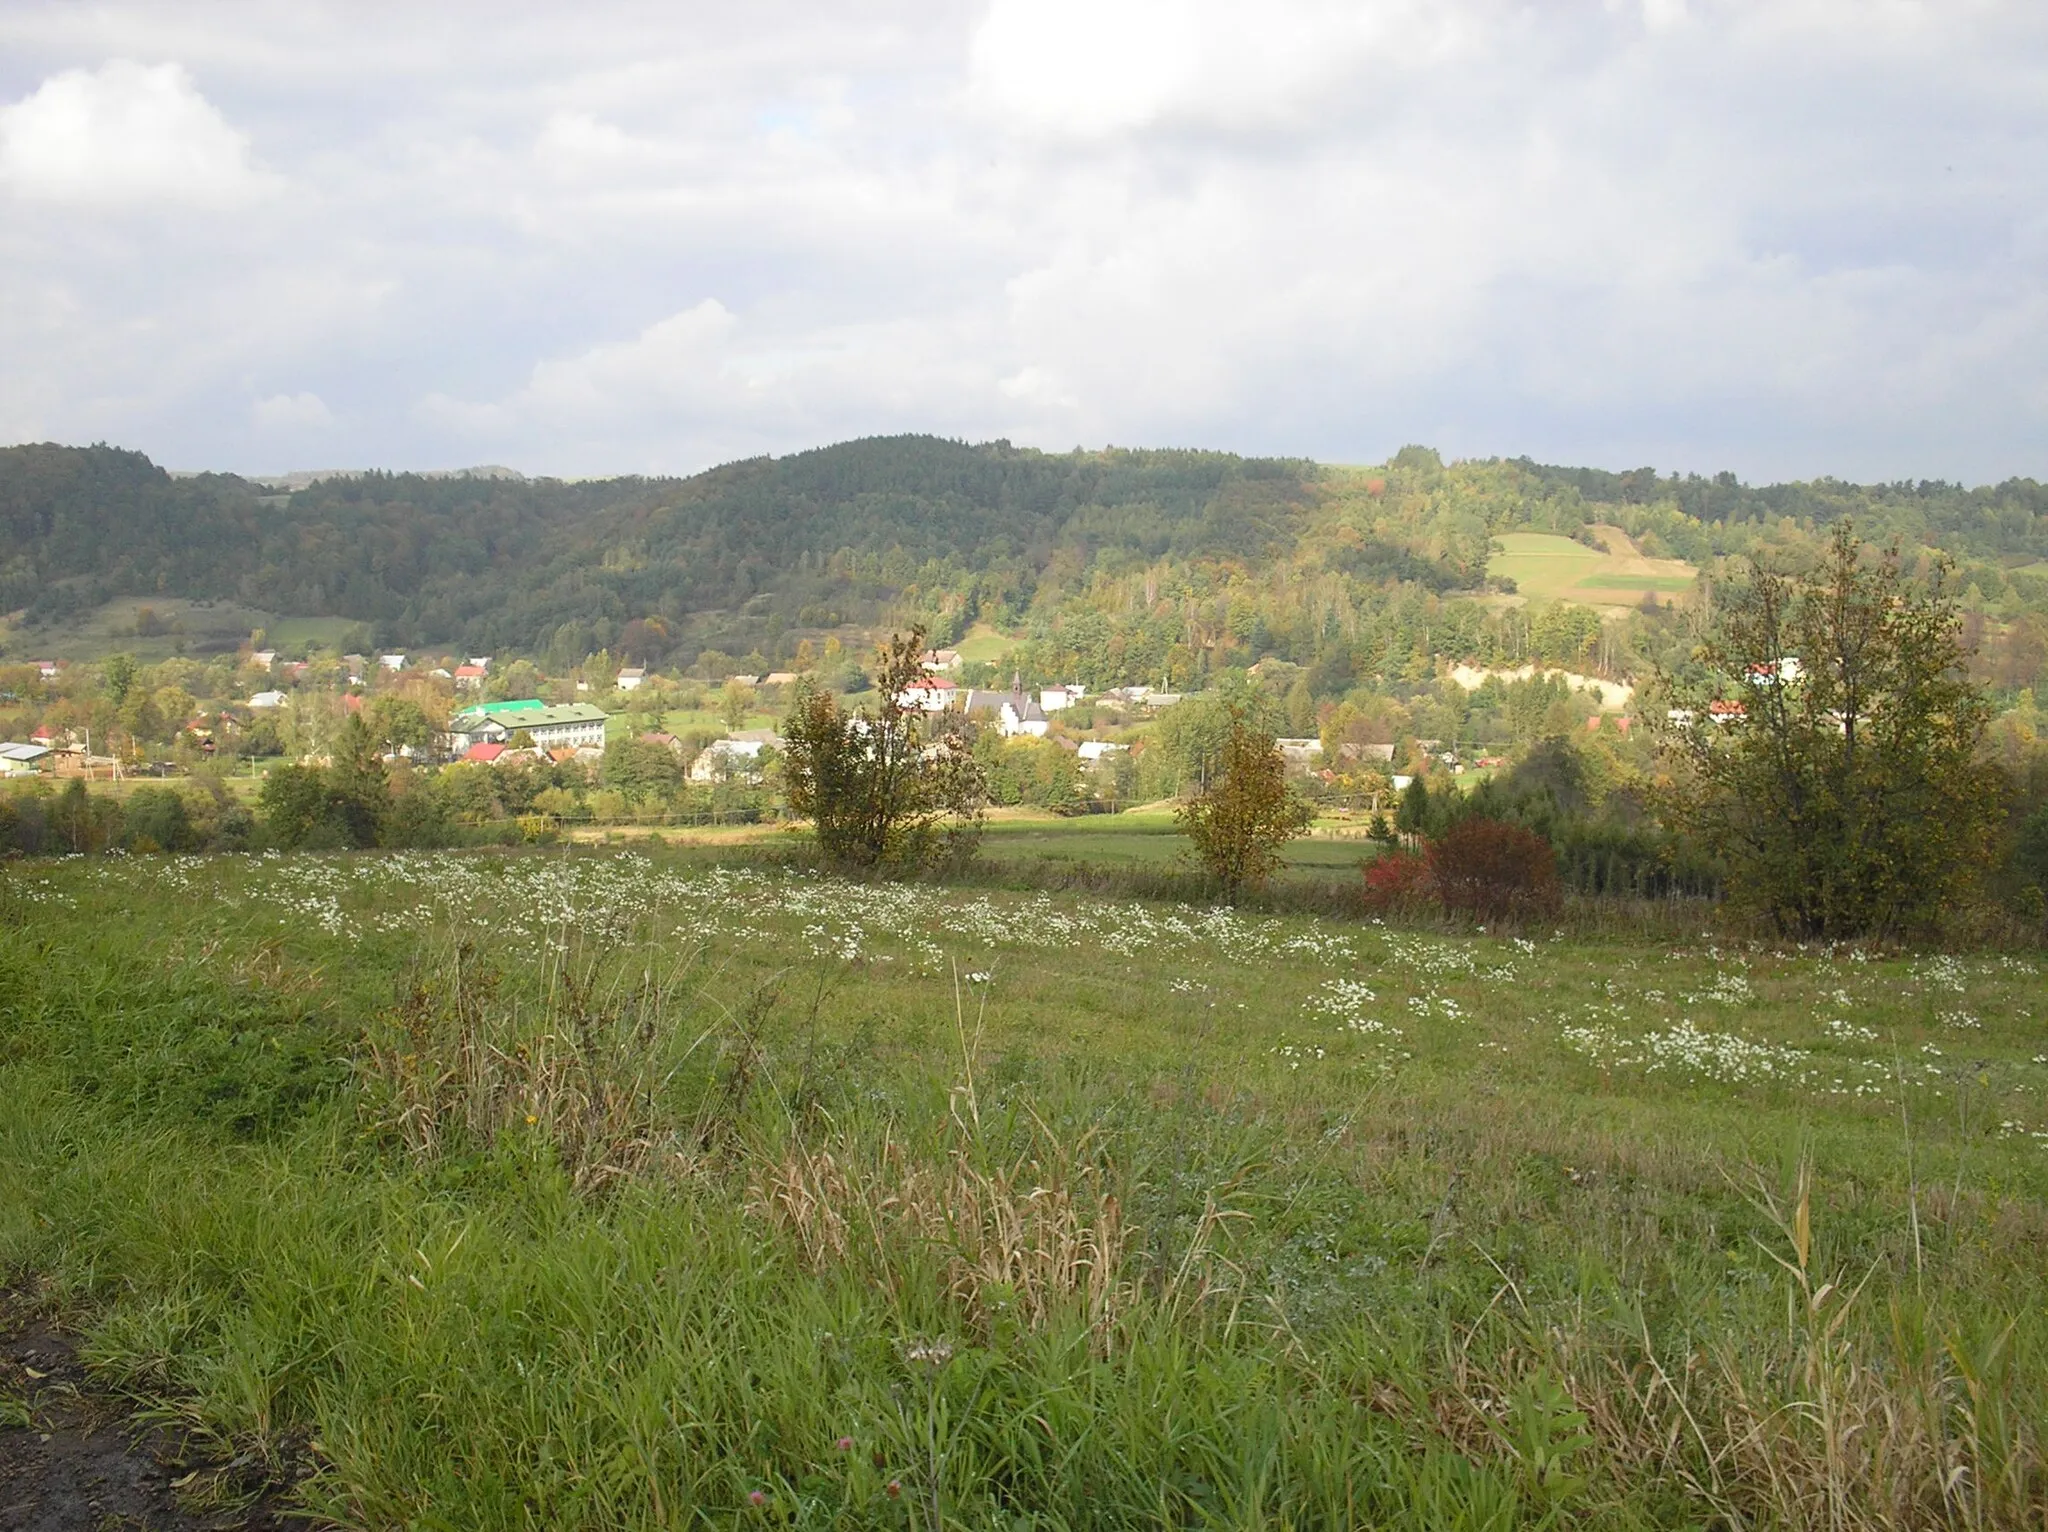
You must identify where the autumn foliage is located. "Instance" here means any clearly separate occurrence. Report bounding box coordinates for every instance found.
[1363,818,1562,921]
[1427,818,1561,920]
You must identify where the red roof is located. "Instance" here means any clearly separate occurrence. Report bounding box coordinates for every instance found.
[455,664,487,678]
[464,742,507,762]
[342,694,364,712]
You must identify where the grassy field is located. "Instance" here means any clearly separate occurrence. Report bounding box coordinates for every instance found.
[1490,530,1698,610]
[1,597,360,662]
[953,623,1022,667]
[2,847,2045,1529]
[977,813,1380,885]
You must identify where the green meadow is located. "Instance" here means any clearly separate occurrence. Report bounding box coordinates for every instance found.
[1,847,2044,1529]
[2,596,360,662]
[1488,533,1698,609]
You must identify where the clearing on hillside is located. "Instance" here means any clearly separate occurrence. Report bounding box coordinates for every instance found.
[3,597,360,661]
[1490,527,1697,610]
[951,622,1022,666]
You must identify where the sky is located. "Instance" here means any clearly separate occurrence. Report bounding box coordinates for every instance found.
[1,1,2043,485]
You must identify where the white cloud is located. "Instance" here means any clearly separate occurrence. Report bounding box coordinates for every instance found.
[965,0,1471,138]
[0,59,275,207]
[252,391,333,430]
[0,2,2041,480]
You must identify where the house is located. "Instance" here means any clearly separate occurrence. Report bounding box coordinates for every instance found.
[0,742,51,775]
[35,661,58,680]
[278,661,308,681]
[616,667,647,691]
[1040,685,1084,713]
[963,689,1049,738]
[466,657,491,671]
[1276,738,1324,765]
[250,649,278,671]
[1747,657,1804,686]
[379,654,406,671]
[1076,740,1126,762]
[762,671,799,686]
[445,699,609,754]
[29,725,56,746]
[342,654,368,684]
[1339,742,1397,764]
[249,690,289,709]
[921,649,961,673]
[463,742,509,764]
[1707,700,1748,723]
[640,731,686,753]
[453,664,487,692]
[688,731,782,783]
[896,676,958,712]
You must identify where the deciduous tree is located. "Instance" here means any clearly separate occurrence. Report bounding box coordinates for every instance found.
[782,626,983,870]
[1660,521,2000,937]
[1175,708,1312,900]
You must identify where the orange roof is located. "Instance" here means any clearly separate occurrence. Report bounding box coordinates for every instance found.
[465,742,507,762]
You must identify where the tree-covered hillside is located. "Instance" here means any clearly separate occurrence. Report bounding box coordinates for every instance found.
[2,436,2044,698]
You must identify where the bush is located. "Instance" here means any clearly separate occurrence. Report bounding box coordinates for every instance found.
[1361,846,1429,910]
[122,786,194,852]
[1425,817,1561,922]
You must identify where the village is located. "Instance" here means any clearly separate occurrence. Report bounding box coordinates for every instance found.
[0,632,1665,849]
[0,637,1449,846]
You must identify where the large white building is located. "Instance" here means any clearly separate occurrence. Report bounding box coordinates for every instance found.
[445,700,609,754]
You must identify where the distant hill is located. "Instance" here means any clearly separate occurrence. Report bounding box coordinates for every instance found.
[2,436,2044,691]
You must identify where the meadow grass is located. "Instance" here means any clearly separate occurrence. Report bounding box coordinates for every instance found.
[1488,533,1698,609]
[0,596,357,663]
[1,847,2044,1529]
[976,817,1382,885]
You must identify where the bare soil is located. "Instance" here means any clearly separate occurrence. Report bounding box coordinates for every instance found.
[0,1292,308,1532]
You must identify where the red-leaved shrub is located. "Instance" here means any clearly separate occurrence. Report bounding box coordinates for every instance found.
[1425,817,1560,921]
[1361,846,1431,910]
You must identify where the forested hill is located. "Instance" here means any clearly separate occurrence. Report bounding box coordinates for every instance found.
[2,437,2045,683]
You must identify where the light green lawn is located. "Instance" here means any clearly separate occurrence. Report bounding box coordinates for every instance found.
[952,623,1021,665]
[5,598,361,663]
[1489,531,1698,606]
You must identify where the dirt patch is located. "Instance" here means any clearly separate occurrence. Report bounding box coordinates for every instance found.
[1586,522,1642,557]
[0,1293,309,1532]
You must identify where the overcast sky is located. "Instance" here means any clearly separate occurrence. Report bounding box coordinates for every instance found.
[1,1,2042,484]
